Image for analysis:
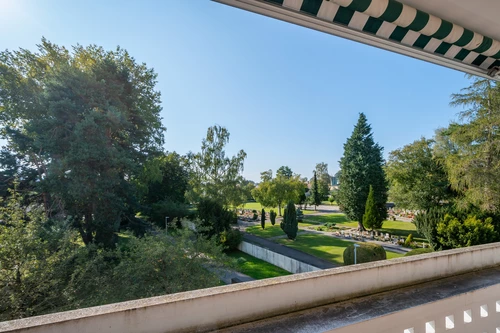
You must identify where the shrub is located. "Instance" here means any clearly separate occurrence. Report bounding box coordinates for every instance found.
[280,201,298,240]
[404,233,413,247]
[437,214,498,249]
[343,243,386,265]
[220,228,242,251]
[197,198,233,238]
[252,213,258,220]
[149,200,190,229]
[404,248,433,256]
[413,207,448,250]
[363,185,382,230]
[270,210,277,225]
[261,209,266,229]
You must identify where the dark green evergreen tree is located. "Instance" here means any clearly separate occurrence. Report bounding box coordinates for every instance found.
[362,185,382,230]
[311,171,322,210]
[269,210,276,225]
[261,208,266,229]
[280,201,298,240]
[337,113,388,231]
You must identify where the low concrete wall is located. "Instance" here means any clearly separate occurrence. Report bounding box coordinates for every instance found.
[238,241,320,273]
[2,243,500,333]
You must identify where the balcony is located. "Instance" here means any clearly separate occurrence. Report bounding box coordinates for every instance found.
[1,242,500,333]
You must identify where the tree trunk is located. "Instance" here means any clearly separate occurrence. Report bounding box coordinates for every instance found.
[278,204,282,216]
[357,221,365,231]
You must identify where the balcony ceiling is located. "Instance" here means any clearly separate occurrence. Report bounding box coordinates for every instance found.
[214,0,500,80]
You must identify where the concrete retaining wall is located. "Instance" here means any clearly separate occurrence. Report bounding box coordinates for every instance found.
[2,243,500,333]
[237,241,320,273]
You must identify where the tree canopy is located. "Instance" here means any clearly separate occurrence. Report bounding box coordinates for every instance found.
[337,113,388,230]
[386,138,451,211]
[187,125,247,207]
[0,39,164,247]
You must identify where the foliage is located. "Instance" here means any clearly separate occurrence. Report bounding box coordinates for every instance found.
[343,243,386,265]
[386,138,451,210]
[149,200,191,228]
[337,113,388,230]
[220,228,242,251]
[435,76,500,212]
[187,125,247,207]
[276,166,293,179]
[270,209,277,225]
[0,189,73,320]
[140,152,189,206]
[315,162,331,200]
[280,201,298,240]
[311,171,322,208]
[404,248,434,256]
[436,214,498,249]
[413,207,448,250]
[328,195,335,205]
[404,233,413,247]
[196,198,233,238]
[261,208,266,229]
[363,185,382,230]
[252,170,305,216]
[0,39,165,248]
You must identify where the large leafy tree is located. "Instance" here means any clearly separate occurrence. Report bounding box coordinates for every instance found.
[0,39,164,247]
[337,113,388,230]
[435,76,500,212]
[252,170,304,216]
[187,125,247,207]
[314,162,331,199]
[386,138,451,210]
[276,166,293,179]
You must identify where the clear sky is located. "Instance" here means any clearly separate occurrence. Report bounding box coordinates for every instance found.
[0,0,470,182]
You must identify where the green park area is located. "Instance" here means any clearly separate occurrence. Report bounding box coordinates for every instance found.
[227,251,291,279]
[277,234,403,265]
[303,214,426,243]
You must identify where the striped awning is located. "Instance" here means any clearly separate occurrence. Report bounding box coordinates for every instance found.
[215,0,500,80]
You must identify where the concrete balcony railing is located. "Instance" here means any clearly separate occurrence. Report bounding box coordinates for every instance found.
[1,243,500,333]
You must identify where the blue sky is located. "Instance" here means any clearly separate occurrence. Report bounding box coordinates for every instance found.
[0,0,470,181]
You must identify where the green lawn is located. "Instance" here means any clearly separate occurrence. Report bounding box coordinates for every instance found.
[246,222,318,238]
[303,214,426,242]
[276,233,404,265]
[227,251,291,279]
[240,202,283,214]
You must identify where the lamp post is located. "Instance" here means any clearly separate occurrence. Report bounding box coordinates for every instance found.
[354,244,360,264]
[165,216,169,234]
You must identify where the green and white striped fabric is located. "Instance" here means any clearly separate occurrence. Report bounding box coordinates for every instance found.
[264,0,500,71]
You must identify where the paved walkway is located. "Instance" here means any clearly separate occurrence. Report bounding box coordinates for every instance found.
[242,233,337,269]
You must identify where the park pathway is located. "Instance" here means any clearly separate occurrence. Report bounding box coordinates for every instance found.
[242,233,337,269]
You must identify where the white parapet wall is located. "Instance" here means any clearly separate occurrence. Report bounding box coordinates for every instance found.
[237,241,320,273]
[2,243,500,333]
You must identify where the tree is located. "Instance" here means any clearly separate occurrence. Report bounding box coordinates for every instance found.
[280,201,298,240]
[315,162,331,199]
[269,210,277,225]
[0,39,165,247]
[141,152,189,205]
[435,76,500,212]
[252,170,304,216]
[187,125,247,207]
[276,166,293,179]
[363,185,382,230]
[261,209,266,229]
[337,113,388,231]
[197,198,233,238]
[311,171,321,209]
[386,138,451,211]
